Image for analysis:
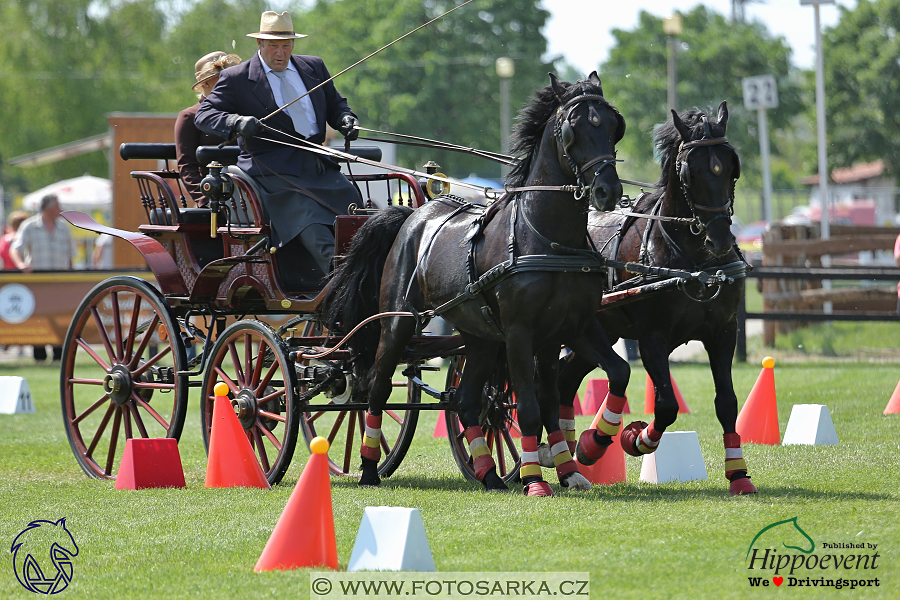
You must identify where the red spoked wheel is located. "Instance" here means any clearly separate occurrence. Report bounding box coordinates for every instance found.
[293,319,419,478]
[60,276,188,479]
[200,319,299,486]
[445,355,521,484]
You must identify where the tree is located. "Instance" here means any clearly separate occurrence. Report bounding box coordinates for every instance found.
[822,0,900,182]
[597,7,803,189]
[300,0,555,179]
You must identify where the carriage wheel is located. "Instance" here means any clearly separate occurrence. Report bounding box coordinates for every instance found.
[60,276,189,480]
[294,320,419,478]
[200,319,299,486]
[445,355,521,484]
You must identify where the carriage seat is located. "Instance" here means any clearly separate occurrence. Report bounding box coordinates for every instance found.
[148,207,217,226]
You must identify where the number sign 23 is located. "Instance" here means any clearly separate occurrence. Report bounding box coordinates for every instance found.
[742,75,779,111]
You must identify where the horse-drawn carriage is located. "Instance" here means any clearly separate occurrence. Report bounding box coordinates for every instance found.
[60,73,755,495]
[59,140,523,486]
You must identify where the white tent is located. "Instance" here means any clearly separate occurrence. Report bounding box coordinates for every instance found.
[22,175,111,211]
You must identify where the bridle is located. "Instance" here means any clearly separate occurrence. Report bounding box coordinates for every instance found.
[551,93,622,204]
[675,116,740,235]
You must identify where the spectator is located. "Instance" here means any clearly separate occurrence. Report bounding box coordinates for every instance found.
[0,210,29,270]
[894,233,900,313]
[91,233,113,269]
[9,194,75,362]
[175,51,241,206]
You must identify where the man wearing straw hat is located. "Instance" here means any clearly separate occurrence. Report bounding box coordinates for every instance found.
[175,51,241,205]
[195,10,361,279]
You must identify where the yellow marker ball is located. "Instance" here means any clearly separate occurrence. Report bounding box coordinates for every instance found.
[310,436,330,455]
[762,356,775,369]
[214,382,230,397]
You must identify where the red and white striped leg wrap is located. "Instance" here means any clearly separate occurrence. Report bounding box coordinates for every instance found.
[724,433,749,479]
[559,406,577,454]
[636,421,663,454]
[724,432,757,494]
[595,393,628,436]
[547,430,578,479]
[464,426,496,481]
[521,435,554,496]
[519,435,543,481]
[360,412,382,462]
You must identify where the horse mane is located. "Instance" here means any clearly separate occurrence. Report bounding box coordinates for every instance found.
[506,77,616,188]
[637,106,728,212]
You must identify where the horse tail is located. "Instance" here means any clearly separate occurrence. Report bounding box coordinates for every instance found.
[321,205,415,385]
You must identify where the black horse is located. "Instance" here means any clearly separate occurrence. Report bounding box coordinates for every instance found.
[558,102,758,495]
[324,73,627,496]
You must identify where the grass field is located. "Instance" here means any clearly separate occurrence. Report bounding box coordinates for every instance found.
[1,355,898,599]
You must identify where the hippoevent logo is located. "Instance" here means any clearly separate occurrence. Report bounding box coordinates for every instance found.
[745,517,880,590]
[10,518,79,594]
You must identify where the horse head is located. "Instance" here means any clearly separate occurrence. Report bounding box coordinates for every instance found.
[669,101,740,257]
[11,518,79,593]
[547,71,625,211]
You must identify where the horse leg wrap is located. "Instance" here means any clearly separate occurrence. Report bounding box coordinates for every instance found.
[559,405,577,454]
[521,435,554,497]
[724,433,758,495]
[575,393,626,465]
[464,426,495,481]
[594,393,628,436]
[360,412,382,462]
[622,420,662,457]
[547,430,579,479]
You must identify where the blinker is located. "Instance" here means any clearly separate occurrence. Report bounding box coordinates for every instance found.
[588,104,601,127]
[710,153,723,177]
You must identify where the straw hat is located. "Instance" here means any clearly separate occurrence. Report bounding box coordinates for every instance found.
[246,11,307,40]
[192,51,242,93]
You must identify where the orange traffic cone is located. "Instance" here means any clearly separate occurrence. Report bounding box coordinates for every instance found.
[573,393,584,416]
[205,382,270,489]
[255,437,338,571]
[583,379,630,415]
[643,372,690,414]
[577,400,626,484]
[735,357,780,444]
[433,410,449,438]
[885,380,900,415]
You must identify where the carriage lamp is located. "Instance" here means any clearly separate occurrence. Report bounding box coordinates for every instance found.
[200,161,233,238]
[421,161,450,199]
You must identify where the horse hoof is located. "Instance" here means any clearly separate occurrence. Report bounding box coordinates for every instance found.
[537,443,555,468]
[729,477,758,495]
[482,467,509,493]
[523,481,555,497]
[560,471,592,491]
[620,421,649,457]
[575,429,611,466]
[359,458,381,487]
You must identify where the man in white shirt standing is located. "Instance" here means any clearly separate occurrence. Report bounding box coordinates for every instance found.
[9,193,75,362]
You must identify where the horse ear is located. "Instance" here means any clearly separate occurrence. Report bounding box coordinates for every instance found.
[671,109,691,140]
[588,71,603,95]
[549,72,566,100]
[717,100,729,132]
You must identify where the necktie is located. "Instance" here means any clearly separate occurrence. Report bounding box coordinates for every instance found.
[272,70,311,137]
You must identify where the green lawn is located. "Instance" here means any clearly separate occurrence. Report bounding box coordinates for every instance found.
[1,360,898,599]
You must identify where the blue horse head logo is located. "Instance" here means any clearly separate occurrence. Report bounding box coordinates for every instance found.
[10,518,79,594]
[746,516,815,559]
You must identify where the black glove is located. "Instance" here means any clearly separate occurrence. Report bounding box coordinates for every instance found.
[339,114,359,141]
[226,114,263,139]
